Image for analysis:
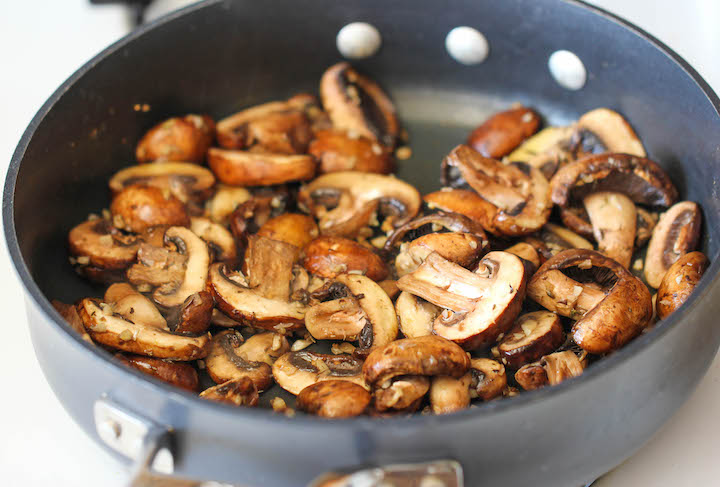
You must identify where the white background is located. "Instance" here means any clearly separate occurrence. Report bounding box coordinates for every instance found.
[1,1,719,485]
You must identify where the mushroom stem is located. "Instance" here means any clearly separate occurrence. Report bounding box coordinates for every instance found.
[529,269,606,318]
[583,191,637,268]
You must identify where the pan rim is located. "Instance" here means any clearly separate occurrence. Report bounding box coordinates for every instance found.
[4,0,720,430]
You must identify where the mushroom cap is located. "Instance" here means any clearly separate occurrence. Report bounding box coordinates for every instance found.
[303,236,388,281]
[109,162,215,200]
[362,335,471,387]
[571,108,646,158]
[466,106,540,159]
[136,114,215,164]
[394,232,485,277]
[375,375,431,412]
[216,99,300,149]
[115,353,199,392]
[297,380,371,418]
[207,148,316,186]
[383,210,488,253]
[110,185,190,233]
[273,351,367,395]
[429,374,472,415]
[469,358,507,401]
[550,153,678,208]
[497,311,564,369]
[257,213,319,249]
[656,251,708,320]
[529,249,653,354]
[309,129,394,174]
[200,377,259,407]
[68,219,140,270]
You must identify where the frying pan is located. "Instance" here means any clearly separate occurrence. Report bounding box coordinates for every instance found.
[5,0,720,486]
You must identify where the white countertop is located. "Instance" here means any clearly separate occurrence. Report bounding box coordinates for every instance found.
[1,1,718,486]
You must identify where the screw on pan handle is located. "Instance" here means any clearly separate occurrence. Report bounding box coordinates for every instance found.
[311,460,463,487]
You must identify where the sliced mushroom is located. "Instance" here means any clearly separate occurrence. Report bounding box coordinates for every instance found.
[375,375,430,412]
[656,251,708,320]
[309,129,394,174]
[110,185,189,233]
[109,162,215,203]
[397,251,527,350]
[104,283,167,329]
[505,242,541,270]
[205,330,275,391]
[533,223,594,260]
[208,263,307,330]
[303,236,388,281]
[115,353,199,392]
[200,377,259,407]
[77,298,209,360]
[394,232,486,278]
[320,62,399,148]
[571,108,646,158]
[207,148,316,186]
[237,332,291,365]
[273,351,367,395]
[305,296,368,341]
[383,211,488,252]
[466,106,540,159]
[469,358,507,401]
[164,291,213,335]
[190,217,237,262]
[136,114,215,164]
[128,226,210,308]
[429,374,472,415]
[635,207,658,248]
[424,189,497,228]
[496,311,564,368]
[395,291,439,339]
[362,335,471,388]
[378,279,400,300]
[300,171,421,238]
[216,97,313,153]
[507,126,575,178]
[583,191,637,268]
[297,380,371,418]
[527,249,653,354]
[515,351,584,390]
[256,213,319,249]
[205,184,252,224]
[644,201,702,288]
[52,300,93,343]
[441,145,552,236]
[68,218,140,272]
[244,234,302,301]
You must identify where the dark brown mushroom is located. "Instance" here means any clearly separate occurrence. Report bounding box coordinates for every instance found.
[110,185,189,234]
[466,106,540,159]
[68,218,140,277]
[656,251,709,320]
[109,162,215,204]
[527,249,653,354]
[297,380,371,418]
[397,251,527,350]
[383,211,488,252]
[115,353,199,392]
[320,62,399,148]
[244,234,302,301]
[273,351,367,395]
[52,300,93,343]
[207,148,316,186]
[496,311,564,368]
[515,351,584,390]
[644,201,702,288]
[309,129,394,174]
[303,236,388,281]
[165,291,213,336]
[256,213,319,249]
[200,377,259,407]
[136,114,215,164]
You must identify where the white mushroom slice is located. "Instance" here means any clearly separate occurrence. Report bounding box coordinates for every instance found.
[395,291,439,339]
[305,297,368,341]
[109,162,215,202]
[190,217,237,262]
[206,184,252,224]
[272,351,367,395]
[77,299,209,360]
[526,269,606,318]
[507,126,575,178]
[583,191,637,268]
[153,227,210,308]
[208,263,307,330]
[573,108,646,157]
[104,283,167,329]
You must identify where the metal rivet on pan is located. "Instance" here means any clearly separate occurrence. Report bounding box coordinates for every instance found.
[445,26,489,65]
[151,447,174,475]
[337,22,382,59]
[548,50,587,90]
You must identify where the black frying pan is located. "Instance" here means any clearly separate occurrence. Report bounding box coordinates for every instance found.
[5,1,720,486]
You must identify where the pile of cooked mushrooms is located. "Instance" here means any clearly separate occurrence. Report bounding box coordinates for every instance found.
[55,62,708,417]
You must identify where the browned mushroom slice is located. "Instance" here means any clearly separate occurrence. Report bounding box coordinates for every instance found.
[320,62,399,148]
[165,291,213,335]
[635,207,658,248]
[207,148,316,186]
[244,234,302,301]
[77,298,209,360]
[583,191,637,268]
[110,185,190,233]
[200,377,259,407]
[207,263,307,330]
[375,376,430,412]
[309,129,394,175]
[656,251,709,320]
[205,330,275,391]
[441,145,552,236]
[128,226,210,308]
[395,291,440,339]
[469,358,507,401]
[515,351,584,390]
[533,223,594,261]
[104,283,167,329]
[571,108,646,159]
[559,206,594,240]
[189,217,236,262]
[109,162,216,204]
[115,353,199,392]
[397,251,527,350]
[305,296,368,341]
[297,380,371,418]
[496,311,564,368]
[505,242,541,270]
[299,172,421,238]
[216,97,313,153]
[362,335,471,387]
[52,300,93,343]
[527,249,653,354]
[136,114,215,164]
[303,236,388,281]
[424,189,497,228]
[205,184,252,224]
[383,211,488,251]
[429,374,472,415]
[273,351,367,395]
[256,213,319,249]
[507,126,575,178]
[68,219,140,272]
[394,232,486,278]
[466,106,540,159]
[644,201,702,288]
